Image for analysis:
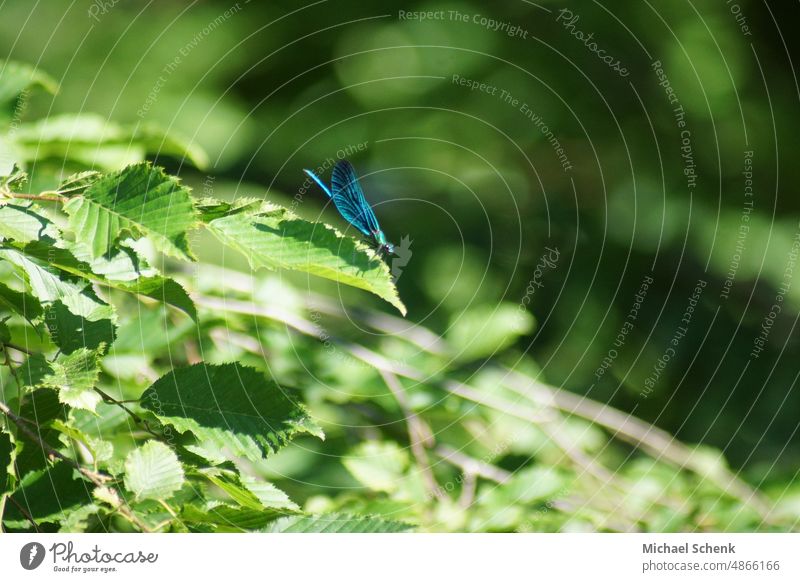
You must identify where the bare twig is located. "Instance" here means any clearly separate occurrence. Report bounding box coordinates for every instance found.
[379,369,443,500]
[93,388,160,439]
[4,343,33,356]
[435,444,512,484]
[502,369,773,520]
[0,400,110,485]
[7,192,65,203]
[5,494,39,531]
[0,400,154,532]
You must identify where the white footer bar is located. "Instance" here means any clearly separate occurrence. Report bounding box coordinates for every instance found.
[1,533,797,581]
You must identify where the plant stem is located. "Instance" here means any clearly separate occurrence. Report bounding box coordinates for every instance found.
[379,369,443,501]
[93,387,160,439]
[7,192,65,203]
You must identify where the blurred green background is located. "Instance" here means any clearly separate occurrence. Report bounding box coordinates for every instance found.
[3,0,799,529]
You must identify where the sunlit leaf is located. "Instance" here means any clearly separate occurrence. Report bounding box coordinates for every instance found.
[205,201,405,315]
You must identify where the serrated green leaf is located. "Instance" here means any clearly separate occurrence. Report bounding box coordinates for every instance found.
[0,246,114,321]
[201,469,298,511]
[260,513,413,533]
[117,276,197,321]
[3,462,93,528]
[38,348,102,412]
[123,441,184,502]
[21,239,193,320]
[67,240,158,281]
[0,164,28,194]
[19,388,64,423]
[195,196,262,222]
[205,202,406,315]
[0,202,59,243]
[18,350,103,412]
[51,419,113,464]
[63,162,197,261]
[58,503,100,533]
[141,362,323,463]
[181,503,287,531]
[239,473,298,510]
[56,171,102,196]
[0,281,42,323]
[11,390,66,478]
[44,301,116,354]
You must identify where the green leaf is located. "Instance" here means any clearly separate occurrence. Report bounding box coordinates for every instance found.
[19,388,64,423]
[63,162,198,261]
[44,301,116,354]
[67,240,157,281]
[19,350,103,412]
[195,196,261,222]
[55,171,102,196]
[3,462,93,528]
[51,419,113,464]
[0,281,42,323]
[123,441,184,501]
[180,504,286,531]
[38,348,103,412]
[0,317,10,344]
[261,513,413,533]
[11,114,207,169]
[446,303,535,361]
[0,246,114,321]
[201,469,298,511]
[0,164,28,194]
[141,362,323,463]
[343,441,410,493]
[58,503,101,533]
[239,473,298,510]
[205,201,406,315]
[117,276,197,321]
[0,429,12,494]
[10,391,65,477]
[0,202,59,243]
[0,60,57,123]
[28,240,195,320]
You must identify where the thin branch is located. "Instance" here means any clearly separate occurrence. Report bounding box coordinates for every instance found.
[4,343,33,356]
[502,369,773,520]
[5,494,39,531]
[0,400,110,485]
[0,401,153,531]
[379,369,443,500]
[194,290,778,526]
[93,387,160,439]
[6,192,65,203]
[435,444,512,484]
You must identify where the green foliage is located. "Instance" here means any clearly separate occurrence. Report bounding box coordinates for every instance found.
[261,514,412,533]
[13,114,208,170]
[64,163,198,261]
[123,441,185,502]
[204,201,406,315]
[141,362,322,463]
[37,348,103,412]
[1,26,797,536]
[0,59,407,533]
